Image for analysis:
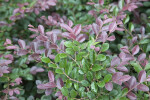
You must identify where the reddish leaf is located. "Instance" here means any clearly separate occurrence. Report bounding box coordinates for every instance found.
[60,23,73,33]
[109,22,117,33]
[127,92,137,100]
[105,82,113,91]
[128,76,137,89]
[119,52,126,60]
[132,45,140,56]
[119,75,131,82]
[99,0,104,5]
[132,36,137,44]
[138,70,146,83]
[45,88,52,96]
[6,46,17,50]
[73,24,81,36]
[76,34,86,43]
[67,20,73,27]
[146,75,150,82]
[111,57,120,67]
[4,39,11,46]
[138,53,146,62]
[107,68,116,73]
[56,78,64,89]
[103,18,114,24]
[96,17,103,28]
[120,46,130,54]
[38,25,44,35]
[107,35,116,41]
[18,39,26,49]
[92,23,99,35]
[137,84,149,91]
[116,66,128,72]
[112,72,123,85]
[48,71,55,82]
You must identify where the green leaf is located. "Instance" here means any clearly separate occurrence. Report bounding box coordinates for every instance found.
[91,82,98,92]
[41,57,50,63]
[121,88,128,97]
[55,69,63,74]
[89,50,95,64]
[61,87,69,96]
[26,74,33,80]
[66,48,75,55]
[113,6,119,16]
[54,54,60,63]
[59,53,67,58]
[81,80,90,87]
[97,81,105,88]
[92,64,103,71]
[64,41,74,48]
[129,23,134,32]
[48,64,57,68]
[87,71,93,81]
[97,54,106,61]
[123,15,130,24]
[41,95,52,100]
[118,0,124,9]
[0,77,9,82]
[70,89,77,98]
[101,43,109,52]
[131,62,142,73]
[87,91,95,99]
[145,63,150,70]
[104,74,112,83]
[139,39,150,44]
[95,72,102,79]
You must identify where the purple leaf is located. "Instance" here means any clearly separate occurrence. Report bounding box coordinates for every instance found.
[17,49,28,56]
[96,18,103,28]
[67,20,73,27]
[119,52,126,60]
[119,75,131,82]
[56,78,64,89]
[107,68,116,73]
[116,66,128,72]
[38,25,44,35]
[4,39,11,46]
[48,71,55,82]
[45,88,52,96]
[98,31,108,43]
[36,35,48,41]
[6,46,17,50]
[18,39,26,49]
[99,0,104,5]
[105,82,113,91]
[127,92,137,100]
[109,22,117,33]
[138,70,146,83]
[103,18,115,24]
[0,66,10,77]
[14,89,20,95]
[50,33,57,43]
[68,33,76,40]
[60,23,73,33]
[37,82,56,89]
[73,24,81,36]
[120,46,130,54]
[128,76,137,89]
[76,34,86,43]
[111,57,120,67]
[138,53,146,62]
[94,47,100,51]
[132,45,140,56]
[112,72,123,85]
[107,35,116,41]
[137,84,149,91]
[36,68,44,73]
[9,89,14,96]
[132,36,137,44]
[92,23,99,35]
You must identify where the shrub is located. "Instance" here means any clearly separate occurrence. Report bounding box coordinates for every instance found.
[0,0,150,100]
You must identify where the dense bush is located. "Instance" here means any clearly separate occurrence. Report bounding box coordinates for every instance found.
[0,0,150,100]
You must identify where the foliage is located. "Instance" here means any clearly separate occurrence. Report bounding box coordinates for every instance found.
[0,0,150,100]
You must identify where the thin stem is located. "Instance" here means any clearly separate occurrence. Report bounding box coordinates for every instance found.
[63,72,81,83]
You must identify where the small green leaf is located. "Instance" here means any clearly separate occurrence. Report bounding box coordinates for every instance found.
[101,43,109,52]
[66,48,75,55]
[91,82,98,92]
[70,89,77,98]
[118,0,124,9]
[129,23,134,32]
[59,53,67,58]
[145,63,150,70]
[123,15,130,24]
[97,81,105,88]
[89,50,95,64]
[92,64,103,71]
[97,54,106,61]
[55,69,63,74]
[104,74,112,83]
[139,39,150,44]
[131,62,142,73]
[81,80,90,87]
[64,41,74,48]
[121,88,128,97]
[61,87,69,96]
[87,91,95,99]
[41,57,50,63]
[54,54,60,63]
[48,64,57,68]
